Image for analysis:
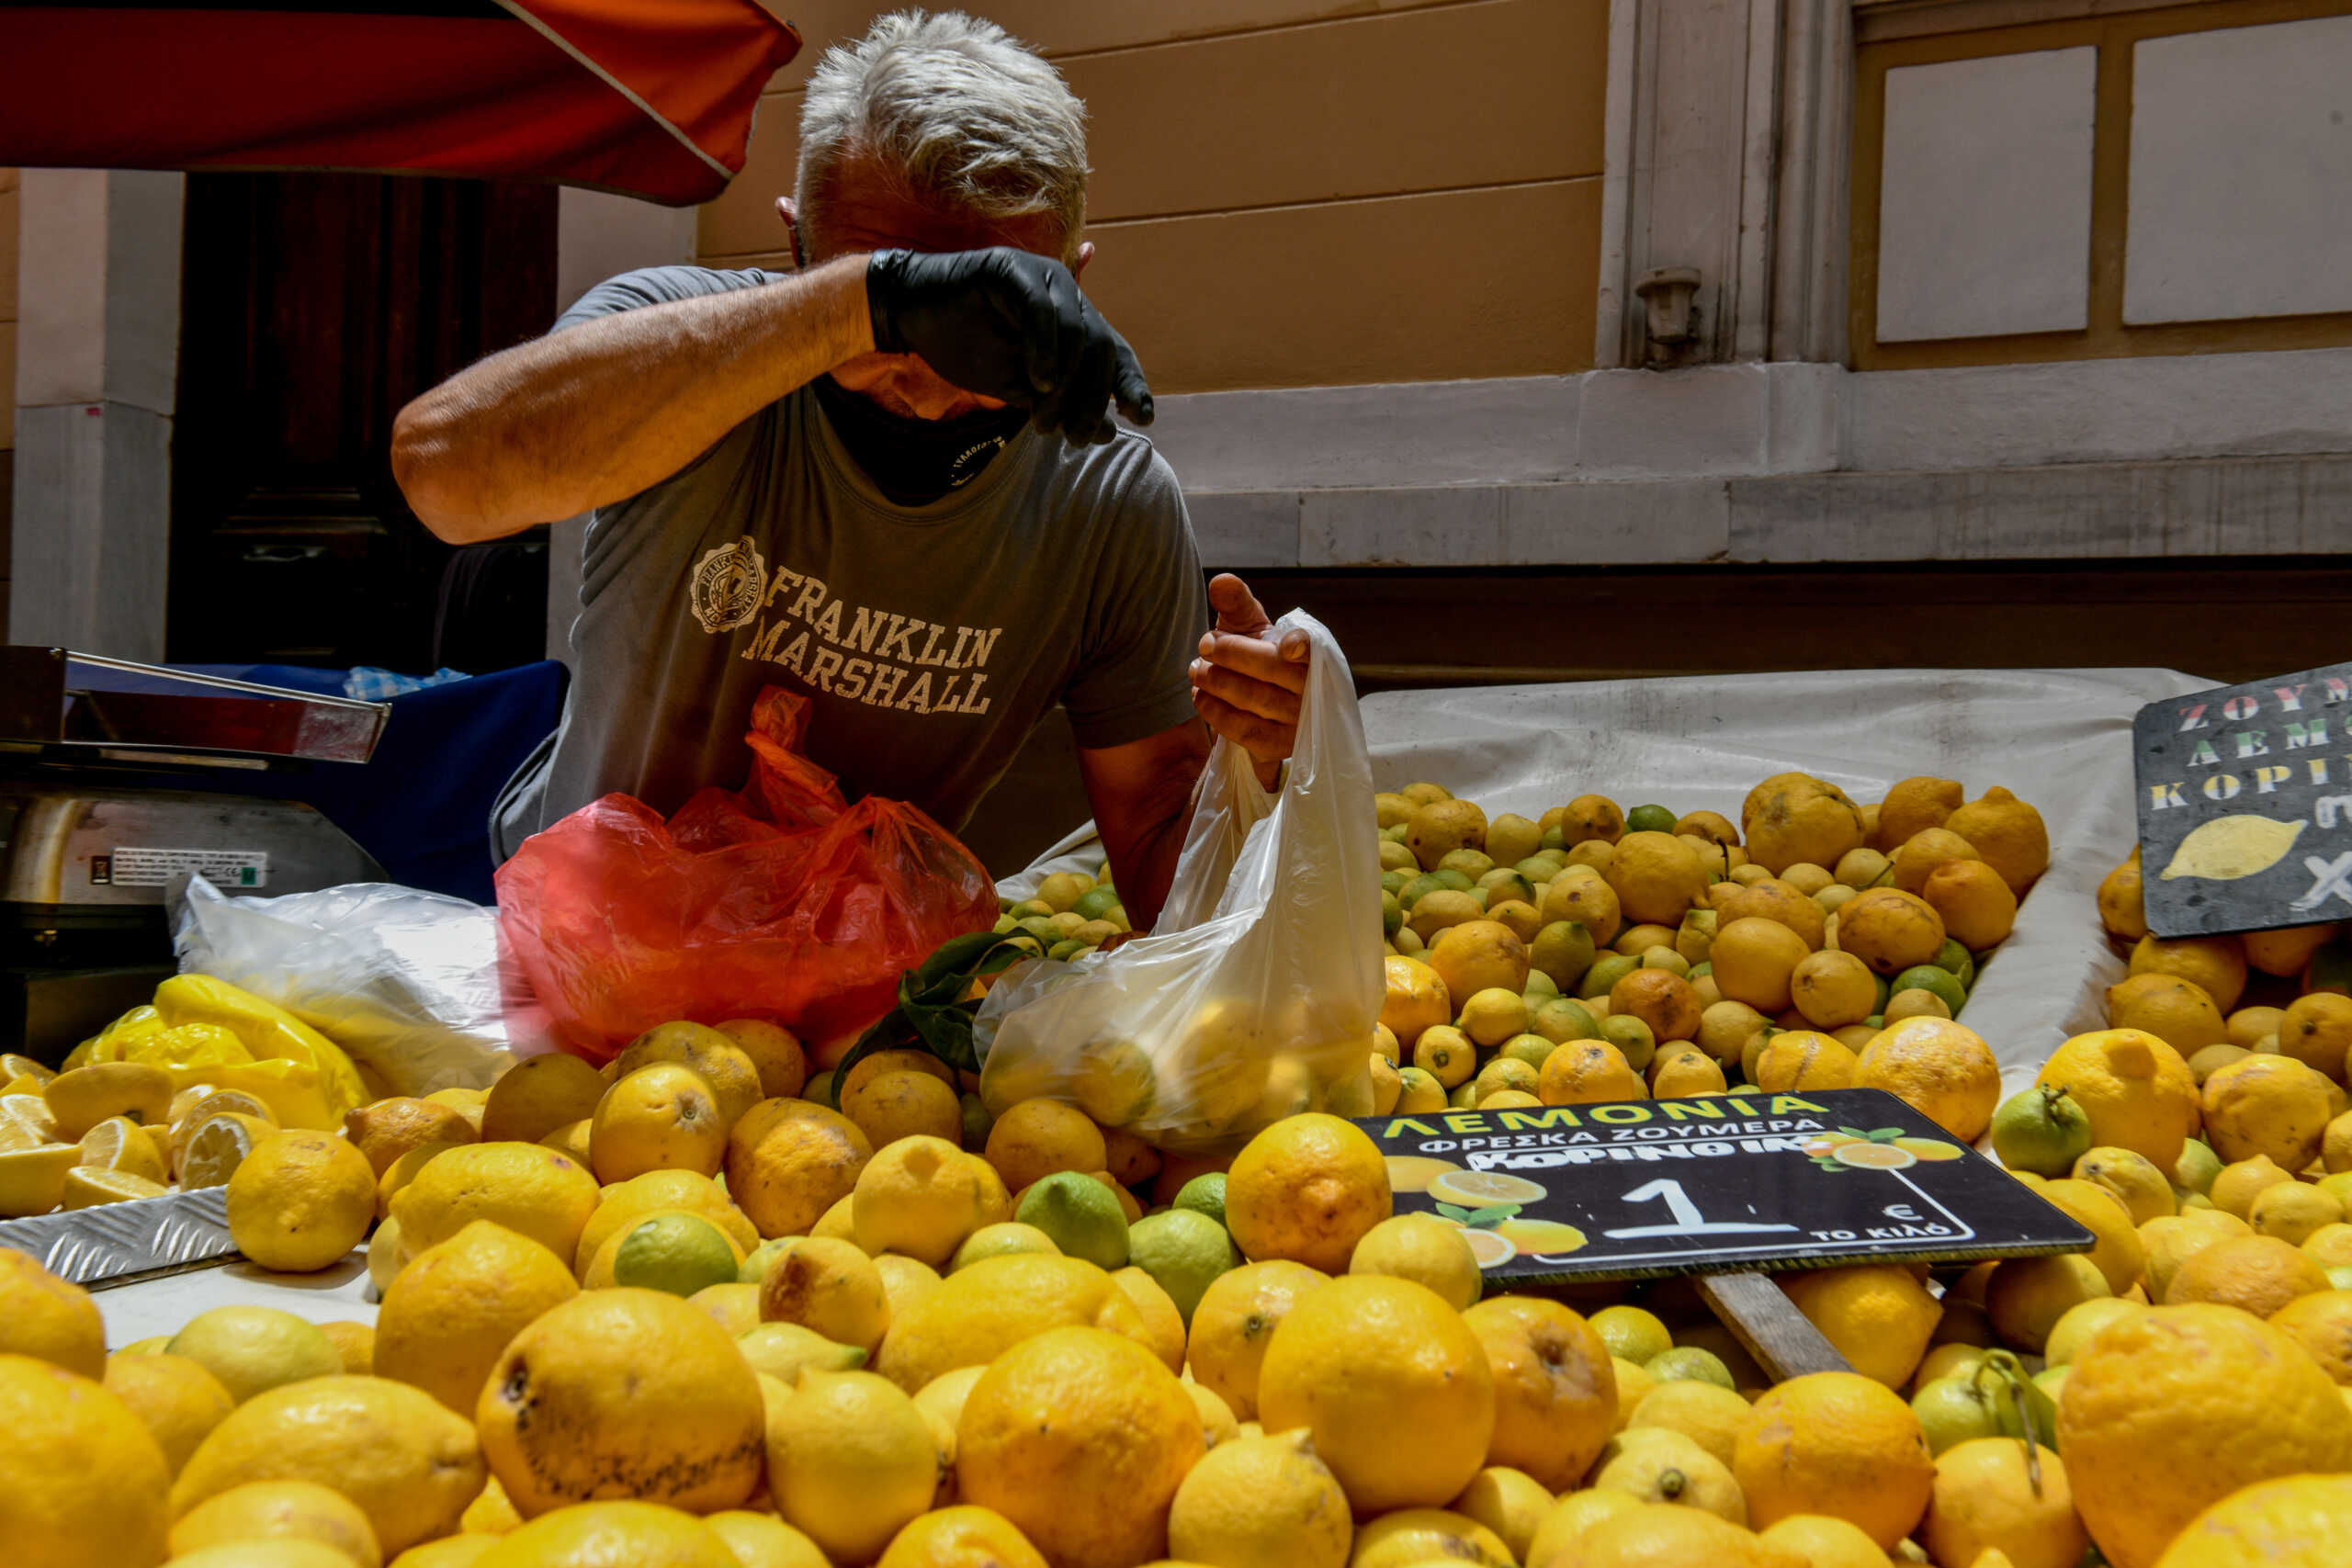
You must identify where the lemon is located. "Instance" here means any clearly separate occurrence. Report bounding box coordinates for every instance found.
[1590,1305,1674,1366]
[850,1136,1003,1268]
[711,1508,831,1568]
[1756,1515,1894,1568]
[2203,1055,2335,1171]
[2154,1473,2352,1568]
[0,1354,172,1567]
[2266,1290,2352,1385]
[952,1221,1061,1271]
[2252,1181,2346,1247]
[2211,1155,2296,1221]
[43,1061,173,1140]
[844,1068,967,1147]
[477,1289,763,1517]
[386,1539,501,1566]
[1183,1258,1329,1422]
[982,1099,1108,1194]
[1610,1357,1656,1429]
[1527,1489,1643,1568]
[761,1368,938,1563]
[1734,1371,1934,1550]
[1986,1254,2111,1353]
[736,1321,865,1382]
[172,1374,483,1556]
[2044,1297,2147,1366]
[1351,1507,1514,1568]
[1777,1264,1939,1388]
[390,1141,599,1263]
[591,1062,729,1182]
[1919,1438,2086,1568]
[1591,1426,1746,1522]
[1164,1427,1349,1568]
[575,1168,758,1279]
[0,1250,106,1379]
[75,1114,165,1182]
[1452,1466,1555,1562]
[1226,1114,1392,1275]
[227,1128,379,1272]
[2061,1304,2352,1568]
[168,1306,342,1404]
[1347,1212,1482,1310]
[103,1351,233,1475]
[1628,1379,1755,1470]
[168,1478,383,1567]
[2162,815,2308,881]
[480,1052,607,1145]
[2075,1146,2178,1226]
[0,1141,80,1217]
[472,1501,739,1566]
[958,1326,1204,1568]
[874,1506,1046,1568]
[756,1235,891,1355]
[373,1218,580,1416]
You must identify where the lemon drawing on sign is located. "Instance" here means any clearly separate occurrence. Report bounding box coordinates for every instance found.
[2161,815,2306,880]
[1385,1156,1464,1194]
[1460,1229,1519,1267]
[1493,1218,1589,1258]
[1427,1171,1548,1208]
[1834,1142,1917,1170]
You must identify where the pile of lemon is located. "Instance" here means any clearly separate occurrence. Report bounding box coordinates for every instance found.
[1369,773,2037,1140]
[6,1087,2352,1568]
[992,869,1131,964]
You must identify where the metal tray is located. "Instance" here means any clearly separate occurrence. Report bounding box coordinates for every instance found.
[0,1186,239,1288]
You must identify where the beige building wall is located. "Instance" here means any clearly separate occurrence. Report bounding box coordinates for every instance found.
[693,0,1610,393]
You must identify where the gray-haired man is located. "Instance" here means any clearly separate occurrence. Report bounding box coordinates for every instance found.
[393,11,1308,928]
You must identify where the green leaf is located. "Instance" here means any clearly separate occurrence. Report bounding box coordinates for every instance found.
[834,931,1031,1087]
[1433,1202,1475,1223]
[1838,1126,1871,1139]
[1871,1127,1905,1140]
[1464,1205,1521,1227]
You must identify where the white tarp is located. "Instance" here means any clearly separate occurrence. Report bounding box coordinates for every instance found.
[1008,666,2207,1099]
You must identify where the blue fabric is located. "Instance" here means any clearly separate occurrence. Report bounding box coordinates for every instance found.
[156,661,568,904]
[343,666,469,700]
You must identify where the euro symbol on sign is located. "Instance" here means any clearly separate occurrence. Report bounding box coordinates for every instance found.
[1884,1204,1921,1222]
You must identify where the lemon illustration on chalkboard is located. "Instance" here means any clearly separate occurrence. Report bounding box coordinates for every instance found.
[1426,1170,1548,1208]
[2160,815,2306,881]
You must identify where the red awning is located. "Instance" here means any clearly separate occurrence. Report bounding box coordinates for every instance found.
[0,1,801,206]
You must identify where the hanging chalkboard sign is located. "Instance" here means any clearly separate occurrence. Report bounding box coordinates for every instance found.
[2132,660,2352,939]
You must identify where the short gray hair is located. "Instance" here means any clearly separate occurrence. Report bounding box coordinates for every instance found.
[796,11,1089,260]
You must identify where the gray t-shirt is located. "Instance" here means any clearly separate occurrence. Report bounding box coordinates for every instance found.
[492,265,1208,857]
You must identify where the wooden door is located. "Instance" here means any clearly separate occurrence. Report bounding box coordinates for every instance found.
[170,172,557,670]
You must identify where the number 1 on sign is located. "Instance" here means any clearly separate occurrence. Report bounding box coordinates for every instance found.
[1601,1179,1803,1240]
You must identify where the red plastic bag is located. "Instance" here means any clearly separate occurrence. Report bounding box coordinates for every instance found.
[495,688,999,1062]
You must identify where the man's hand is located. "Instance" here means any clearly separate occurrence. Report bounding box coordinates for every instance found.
[1191,573,1312,791]
[865,248,1152,444]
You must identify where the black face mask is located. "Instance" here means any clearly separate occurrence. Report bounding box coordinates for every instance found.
[811,373,1029,507]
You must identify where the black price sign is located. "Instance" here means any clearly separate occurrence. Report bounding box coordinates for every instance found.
[1355,1088,2090,1283]
[2132,661,2352,940]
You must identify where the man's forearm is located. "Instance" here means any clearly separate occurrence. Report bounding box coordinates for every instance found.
[390,256,873,543]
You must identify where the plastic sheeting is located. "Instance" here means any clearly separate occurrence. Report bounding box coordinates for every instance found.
[1005,666,2208,1100]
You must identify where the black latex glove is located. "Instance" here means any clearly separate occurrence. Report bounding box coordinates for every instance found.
[864,247,1153,445]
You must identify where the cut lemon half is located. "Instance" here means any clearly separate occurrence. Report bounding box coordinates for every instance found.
[1427,1170,1550,1208]
[1385,1155,1466,1194]
[1831,1142,1917,1170]
[62,1166,168,1209]
[79,1115,168,1183]
[0,1055,57,1087]
[168,1091,278,1168]
[1462,1229,1519,1268]
[0,1094,62,1149]
[0,1143,82,1217]
[178,1111,273,1189]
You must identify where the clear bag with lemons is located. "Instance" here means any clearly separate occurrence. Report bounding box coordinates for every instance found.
[976,611,1384,1155]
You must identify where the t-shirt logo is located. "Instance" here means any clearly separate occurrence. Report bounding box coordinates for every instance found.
[689,536,769,633]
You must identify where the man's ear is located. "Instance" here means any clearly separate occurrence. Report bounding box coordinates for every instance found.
[1071,240,1094,279]
[777,197,805,269]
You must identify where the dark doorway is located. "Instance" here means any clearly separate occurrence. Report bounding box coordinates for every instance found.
[170,172,558,671]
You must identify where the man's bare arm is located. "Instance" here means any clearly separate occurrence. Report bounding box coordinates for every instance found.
[390,256,873,543]
[1077,719,1215,932]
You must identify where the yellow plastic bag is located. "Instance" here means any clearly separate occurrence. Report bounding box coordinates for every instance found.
[67,976,368,1126]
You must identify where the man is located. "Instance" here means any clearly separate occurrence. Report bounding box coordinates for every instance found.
[392,11,1308,929]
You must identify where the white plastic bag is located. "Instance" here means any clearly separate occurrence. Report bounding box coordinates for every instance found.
[173,876,532,1094]
[975,610,1384,1154]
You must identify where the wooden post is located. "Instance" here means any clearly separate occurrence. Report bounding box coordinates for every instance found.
[1696,1271,1852,1382]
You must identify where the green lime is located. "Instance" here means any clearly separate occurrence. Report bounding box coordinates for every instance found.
[1501,1034,1559,1073]
[1046,939,1088,963]
[1440,849,1497,880]
[991,913,1018,934]
[1530,921,1598,990]
[1449,1081,1479,1109]
[1515,856,1560,882]
[1431,869,1476,893]
[1891,965,1968,1016]
[1382,869,1412,896]
[1016,1171,1129,1269]
[1479,871,1535,908]
[1128,1210,1241,1323]
[1645,1347,1735,1390]
[960,1092,994,1151]
[736,1322,865,1381]
[1600,1015,1656,1073]
[739,1235,791,1284]
[2174,1136,2223,1196]
[804,1070,837,1111]
[1640,948,1690,977]
[1009,898,1054,920]
[1934,939,1977,987]
[1382,823,1410,844]
[1589,1305,1673,1365]
[1382,893,1404,938]
[1522,970,1560,1003]
[1400,874,1449,909]
[951,1222,1062,1272]
[1626,805,1678,835]
[1912,1375,2002,1455]
[1579,953,1639,1001]
[1989,1085,2093,1177]
[612,1212,740,1298]
[1173,1173,1228,1228]
[1073,886,1124,923]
